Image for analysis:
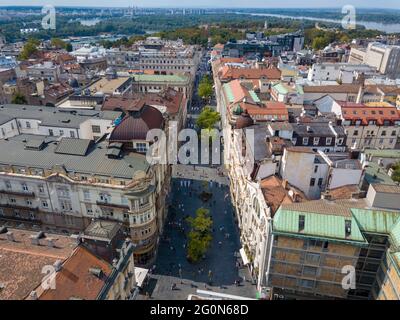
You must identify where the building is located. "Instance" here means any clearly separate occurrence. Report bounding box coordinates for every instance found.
[32,238,137,300]
[222,31,304,58]
[337,101,400,150]
[0,227,78,300]
[280,147,363,200]
[349,43,400,79]
[131,73,192,100]
[265,184,400,300]
[26,61,61,83]
[0,104,121,140]
[271,82,304,105]
[0,105,170,266]
[307,63,376,83]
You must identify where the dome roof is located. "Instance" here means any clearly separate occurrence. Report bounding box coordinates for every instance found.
[110,105,164,141]
[236,112,254,129]
[68,78,79,88]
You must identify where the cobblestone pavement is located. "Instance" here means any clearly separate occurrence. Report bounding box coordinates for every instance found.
[138,179,257,300]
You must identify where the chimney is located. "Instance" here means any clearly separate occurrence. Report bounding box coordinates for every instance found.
[29,291,38,300]
[47,238,56,248]
[322,193,332,200]
[281,179,289,190]
[6,231,15,242]
[53,260,62,272]
[30,235,40,246]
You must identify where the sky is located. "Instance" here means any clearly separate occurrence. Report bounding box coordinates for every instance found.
[0,0,399,9]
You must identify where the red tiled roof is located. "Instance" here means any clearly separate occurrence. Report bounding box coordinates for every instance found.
[38,246,112,300]
[219,66,281,81]
[337,101,400,125]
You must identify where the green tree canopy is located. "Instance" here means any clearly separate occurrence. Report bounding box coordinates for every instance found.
[11,92,27,105]
[198,75,213,100]
[391,162,400,183]
[19,38,39,60]
[186,208,213,263]
[196,107,221,130]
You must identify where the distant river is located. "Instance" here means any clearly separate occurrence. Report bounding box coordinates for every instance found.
[240,12,400,33]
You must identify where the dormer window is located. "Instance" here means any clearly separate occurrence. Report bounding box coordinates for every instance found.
[299,215,305,232]
[345,220,352,237]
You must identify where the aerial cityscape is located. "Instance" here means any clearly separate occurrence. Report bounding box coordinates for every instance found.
[0,2,400,305]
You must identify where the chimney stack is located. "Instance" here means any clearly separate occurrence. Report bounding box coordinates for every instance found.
[29,291,38,300]
[6,231,15,242]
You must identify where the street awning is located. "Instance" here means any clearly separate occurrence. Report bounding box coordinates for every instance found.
[239,248,250,266]
[134,267,149,288]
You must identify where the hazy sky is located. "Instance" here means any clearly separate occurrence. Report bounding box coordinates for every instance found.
[0,0,399,9]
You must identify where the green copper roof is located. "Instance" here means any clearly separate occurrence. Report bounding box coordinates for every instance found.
[249,90,261,103]
[364,162,396,185]
[364,149,400,159]
[273,207,366,245]
[223,83,235,103]
[351,208,400,235]
[273,83,288,95]
[132,74,189,83]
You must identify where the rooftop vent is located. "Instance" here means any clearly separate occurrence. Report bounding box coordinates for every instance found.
[6,231,15,242]
[89,267,103,278]
[54,260,62,272]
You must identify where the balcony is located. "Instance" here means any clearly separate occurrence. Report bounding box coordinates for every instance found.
[96,200,130,210]
[0,190,36,198]
[130,202,152,214]
[0,203,39,212]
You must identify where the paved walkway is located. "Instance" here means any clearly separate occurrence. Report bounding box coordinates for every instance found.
[138,179,257,300]
[172,165,229,185]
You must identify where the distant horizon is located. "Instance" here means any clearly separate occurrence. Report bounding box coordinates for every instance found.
[0,0,400,10]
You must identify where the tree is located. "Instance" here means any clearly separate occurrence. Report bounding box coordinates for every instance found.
[198,75,213,101]
[11,92,27,105]
[391,162,400,183]
[186,208,213,263]
[51,38,66,49]
[18,38,39,60]
[196,107,221,130]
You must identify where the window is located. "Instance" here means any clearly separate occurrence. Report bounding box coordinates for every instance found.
[136,142,147,153]
[318,178,323,187]
[353,130,358,136]
[337,138,344,145]
[26,121,31,129]
[313,137,320,146]
[303,266,318,277]
[305,253,320,264]
[10,198,16,203]
[99,193,111,203]
[0,208,4,216]
[299,215,305,232]
[5,180,11,189]
[49,129,54,136]
[59,130,64,136]
[310,178,316,186]
[60,200,72,211]
[299,279,315,289]
[391,130,397,136]
[326,137,332,145]
[57,187,70,198]
[70,131,75,138]
[21,183,29,191]
[86,204,93,215]
[26,199,32,206]
[38,184,45,193]
[381,130,386,136]
[42,200,49,208]
[92,125,101,133]
[314,165,318,173]
[345,220,352,237]
[29,212,35,220]
[83,190,91,201]
[302,137,309,145]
